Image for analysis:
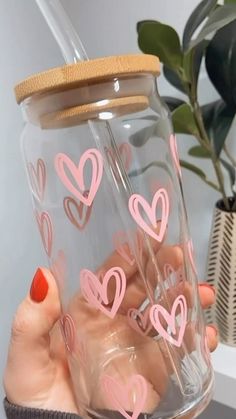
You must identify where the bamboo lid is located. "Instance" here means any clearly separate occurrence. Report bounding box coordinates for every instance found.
[41,95,149,129]
[15,54,160,104]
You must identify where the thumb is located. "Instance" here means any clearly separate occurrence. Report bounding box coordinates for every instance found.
[4,268,61,403]
[11,267,60,341]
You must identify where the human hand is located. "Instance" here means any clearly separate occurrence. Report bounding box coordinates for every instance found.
[4,240,217,415]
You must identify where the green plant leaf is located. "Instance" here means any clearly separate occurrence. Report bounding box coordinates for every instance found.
[202,100,235,156]
[182,0,217,51]
[136,20,158,33]
[205,19,236,110]
[188,146,211,158]
[172,104,198,135]
[180,159,220,190]
[212,105,235,155]
[220,157,235,186]
[138,21,183,70]
[183,40,208,84]
[163,66,186,93]
[189,5,236,49]
[224,0,236,3]
[162,96,186,112]
[180,160,208,177]
[129,124,157,147]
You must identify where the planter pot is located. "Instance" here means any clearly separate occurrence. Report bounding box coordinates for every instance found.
[206,198,236,346]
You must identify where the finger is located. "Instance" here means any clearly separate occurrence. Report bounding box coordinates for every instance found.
[96,223,163,304]
[125,278,217,351]
[145,245,184,291]
[206,325,218,352]
[166,280,216,312]
[99,223,163,280]
[11,268,60,341]
[150,282,216,356]
[139,269,216,316]
[183,321,218,356]
[4,268,61,401]
[198,283,216,309]
[120,246,184,312]
[165,281,216,312]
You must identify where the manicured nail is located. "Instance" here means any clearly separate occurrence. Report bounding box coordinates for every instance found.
[199,283,216,296]
[30,268,48,303]
[208,324,218,337]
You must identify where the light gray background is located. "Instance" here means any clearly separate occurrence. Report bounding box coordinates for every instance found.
[0,0,233,417]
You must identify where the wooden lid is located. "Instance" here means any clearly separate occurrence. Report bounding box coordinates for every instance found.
[15,54,160,104]
[40,95,149,129]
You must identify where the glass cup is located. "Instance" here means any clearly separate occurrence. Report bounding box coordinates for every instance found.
[15,54,214,418]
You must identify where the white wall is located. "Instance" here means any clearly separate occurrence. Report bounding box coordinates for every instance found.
[0,0,221,415]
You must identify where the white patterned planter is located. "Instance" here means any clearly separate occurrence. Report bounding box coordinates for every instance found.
[206,199,236,346]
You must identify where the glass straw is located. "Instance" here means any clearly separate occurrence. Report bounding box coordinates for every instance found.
[36,0,88,63]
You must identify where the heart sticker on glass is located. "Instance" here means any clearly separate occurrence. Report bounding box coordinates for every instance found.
[28,158,46,202]
[64,190,93,231]
[80,267,126,319]
[129,188,169,242]
[101,374,147,419]
[55,148,103,207]
[127,307,152,337]
[113,231,135,266]
[149,294,187,347]
[35,210,53,257]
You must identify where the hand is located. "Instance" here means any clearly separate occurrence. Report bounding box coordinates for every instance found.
[4,241,218,415]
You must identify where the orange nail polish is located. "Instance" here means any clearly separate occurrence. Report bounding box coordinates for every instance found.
[30,268,48,303]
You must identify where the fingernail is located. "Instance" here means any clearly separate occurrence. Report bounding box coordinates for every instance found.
[208,324,218,337]
[30,268,49,303]
[199,283,216,296]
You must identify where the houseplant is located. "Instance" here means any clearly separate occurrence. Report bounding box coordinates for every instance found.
[136,0,236,345]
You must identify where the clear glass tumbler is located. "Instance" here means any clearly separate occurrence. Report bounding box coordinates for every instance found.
[15,54,214,418]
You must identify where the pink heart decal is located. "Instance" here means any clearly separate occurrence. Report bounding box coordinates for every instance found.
[28,158,46,201]
[101,374,147,419]
[149,295,187,347]
[80,267,126,319]
[169,134,182,178]
[63,191,93,231]
[127,307,152,337]
[164,263,174,280]
[164,263,180,286]
[113,231,135,266]
[128,189,169,242]
[164,263,186,286]
[55,149,103,207]
[35,211,53,257]
[60,314,76,353]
